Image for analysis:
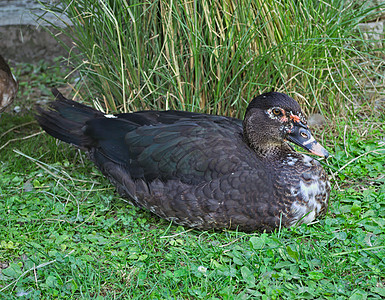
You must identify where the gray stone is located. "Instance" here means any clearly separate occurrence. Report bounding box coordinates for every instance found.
[13,105,21,113]
[0,25,72,62]
[358,21,384,48]
[0,0,71,26]
[0,0,72,62]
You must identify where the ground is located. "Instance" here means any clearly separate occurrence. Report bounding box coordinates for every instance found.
[0,59,384,299]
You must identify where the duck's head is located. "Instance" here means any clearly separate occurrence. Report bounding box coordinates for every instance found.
[243,92,329,158]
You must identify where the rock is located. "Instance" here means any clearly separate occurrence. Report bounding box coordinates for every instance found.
[13,105,21,113]
[0,1,72,62]
[358,21,384,48]
[0,0,71,26]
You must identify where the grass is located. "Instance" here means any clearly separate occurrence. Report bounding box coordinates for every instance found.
[0,59,384,299]
[41,0,385,118]
[1,0,385,298]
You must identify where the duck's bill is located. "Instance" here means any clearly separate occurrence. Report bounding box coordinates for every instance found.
[286,126,329,158]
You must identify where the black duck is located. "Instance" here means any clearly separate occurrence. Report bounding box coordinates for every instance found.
[36,89,330,232]
[0,55,18,113]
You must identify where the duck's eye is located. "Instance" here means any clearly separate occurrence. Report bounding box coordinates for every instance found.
[272,108,282,116]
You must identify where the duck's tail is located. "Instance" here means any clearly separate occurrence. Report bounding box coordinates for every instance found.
[35,88,104,149]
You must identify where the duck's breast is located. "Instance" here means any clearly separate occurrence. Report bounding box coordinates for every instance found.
[276,153,330,226]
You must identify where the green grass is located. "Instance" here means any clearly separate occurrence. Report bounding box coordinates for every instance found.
[2,0,385,297]
[0,60,384,299]
[41,0,385,118]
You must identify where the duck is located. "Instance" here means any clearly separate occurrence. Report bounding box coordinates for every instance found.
[36,89,330,232]
[0,55,18,113]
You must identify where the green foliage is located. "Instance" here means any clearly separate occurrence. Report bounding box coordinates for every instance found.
[42,0,384,117]
[0,59,384,299]
[0,136,384,298]
[1,1,384,298]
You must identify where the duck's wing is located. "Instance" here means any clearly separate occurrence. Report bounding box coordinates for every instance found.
[36,89,259,186]
[85,115,257,185]
[84,116,276,232]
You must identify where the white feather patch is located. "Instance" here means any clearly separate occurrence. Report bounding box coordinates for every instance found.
[104,114,117,118]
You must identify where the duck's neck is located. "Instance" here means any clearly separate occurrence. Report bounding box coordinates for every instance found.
[243,123,292,160]
[246,138,292,160]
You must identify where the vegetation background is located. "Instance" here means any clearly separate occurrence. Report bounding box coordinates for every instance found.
[0,0,384,298]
